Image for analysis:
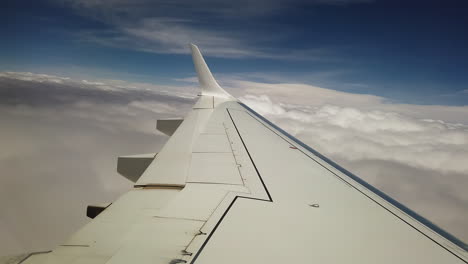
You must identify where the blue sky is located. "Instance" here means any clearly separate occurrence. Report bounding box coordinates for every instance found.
[2,0,468,105]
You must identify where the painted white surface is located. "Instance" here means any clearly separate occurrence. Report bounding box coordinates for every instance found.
[156,184,248,221]
[187,152,243,185]
[192,134,231,153]
[136,108,212,186]
[193,95,213,109]
[190,44,233,99]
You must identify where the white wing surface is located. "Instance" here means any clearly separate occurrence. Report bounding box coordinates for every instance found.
[10,44,468,264]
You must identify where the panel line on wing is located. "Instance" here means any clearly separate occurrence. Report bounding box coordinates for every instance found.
[223,115,247,187]
[226,108,273,202]
[188,108,274,264]
[185,181,244,186]
[190,195,273,264]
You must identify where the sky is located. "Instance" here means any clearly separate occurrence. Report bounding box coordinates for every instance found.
[2,0,468,104]
[1,0,468,256]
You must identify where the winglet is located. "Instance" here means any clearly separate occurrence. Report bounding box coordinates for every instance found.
[190,44,233,99]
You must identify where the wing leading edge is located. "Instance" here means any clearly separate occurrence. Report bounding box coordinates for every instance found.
[11,44,467,264]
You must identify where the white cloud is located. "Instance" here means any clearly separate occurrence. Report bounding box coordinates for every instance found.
[240,94,468,174]
[0,72,195,255]
[81,79,105,86]
[77,19,329,59]
[53,0,338,59]
[0,71,198,99]
[0,72,70,84]
[224,78,468,123]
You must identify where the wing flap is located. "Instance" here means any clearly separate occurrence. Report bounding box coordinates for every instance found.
[136,109,211,186]
[117,153,155,182]
[156,118,184,136]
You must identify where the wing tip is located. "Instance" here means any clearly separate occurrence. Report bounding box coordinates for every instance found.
[189,43,234,99]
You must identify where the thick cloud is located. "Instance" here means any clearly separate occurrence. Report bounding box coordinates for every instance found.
[0,71,467,255]
[0,72,195,255]
[239,94,468,175]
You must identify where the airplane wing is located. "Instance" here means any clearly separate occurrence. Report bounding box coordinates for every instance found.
[7,44,468,264]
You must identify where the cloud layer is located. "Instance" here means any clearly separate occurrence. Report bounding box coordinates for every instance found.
[0,72,195,254]
[240,94,468,175]
[0,71,467,255]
